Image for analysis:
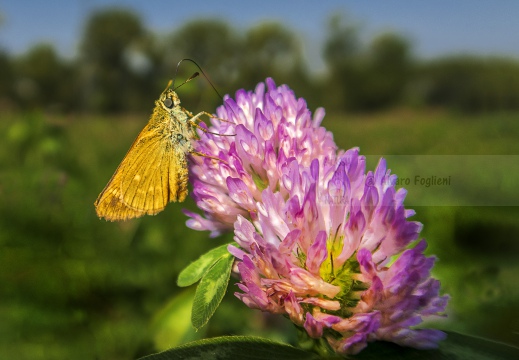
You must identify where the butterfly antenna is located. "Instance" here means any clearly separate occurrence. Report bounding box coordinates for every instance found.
[170,72,199,92]
[171,58,237,137]
[172,58,224,99]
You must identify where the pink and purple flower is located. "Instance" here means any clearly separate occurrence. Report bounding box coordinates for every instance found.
[185,78,449,355]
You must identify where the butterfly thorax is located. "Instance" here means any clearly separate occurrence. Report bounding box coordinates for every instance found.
[149,89,195,154]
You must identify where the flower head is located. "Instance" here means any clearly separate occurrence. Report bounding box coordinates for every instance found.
[185,79,337,236]
[186,79,449,355]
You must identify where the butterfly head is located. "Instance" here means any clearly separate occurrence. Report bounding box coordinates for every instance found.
[160,88,181,110]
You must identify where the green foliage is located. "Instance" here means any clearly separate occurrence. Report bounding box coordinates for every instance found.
[79,8,158,113]
[416,56,519,112]
[163,19,312,111]
[166,19,240,82]
[0,112,238,360]
[163,19,242,112]
[191,251,234,330]
[323,14,360,67]
[177,243,235,330]
[12,44,77,111]
[2,110,519,359]
[362,33,411,108]
[0,49,15,102]
[177,243,232,287]
[3,9,519,114]
[138,336,319,360]
[137,332,519,360]
[81,8,144,64]
[323,14,412,111]
[241,22,308,92]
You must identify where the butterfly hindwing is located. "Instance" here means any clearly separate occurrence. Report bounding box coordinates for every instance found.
[96,124,165,220]
[120,126,167,214]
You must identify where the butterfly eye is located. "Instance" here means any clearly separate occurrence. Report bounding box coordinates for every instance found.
[163,98,174,108]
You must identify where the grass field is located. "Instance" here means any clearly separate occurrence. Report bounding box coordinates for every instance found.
[1,108,519,359]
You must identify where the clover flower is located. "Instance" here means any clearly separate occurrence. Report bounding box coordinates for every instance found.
[185,79,337,236]
[186,79,449,355]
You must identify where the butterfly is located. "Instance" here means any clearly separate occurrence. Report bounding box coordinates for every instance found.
[95,73,224,221]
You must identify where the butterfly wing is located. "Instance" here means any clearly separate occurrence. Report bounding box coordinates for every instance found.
[95,122,188,221]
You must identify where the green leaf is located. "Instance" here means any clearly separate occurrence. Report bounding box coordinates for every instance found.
[138,332,519,360]
[137,336,318,360]
[177,243,232,287]
[352,331,519,360]
[439,331,519,360]
[191,252,234,331]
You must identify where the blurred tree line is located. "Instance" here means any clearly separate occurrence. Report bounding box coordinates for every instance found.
[2,8,519,114]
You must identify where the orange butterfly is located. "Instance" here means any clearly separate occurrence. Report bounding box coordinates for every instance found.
[95,74,221,221]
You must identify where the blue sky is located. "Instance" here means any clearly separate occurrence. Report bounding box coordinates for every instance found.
[1,0,518,71]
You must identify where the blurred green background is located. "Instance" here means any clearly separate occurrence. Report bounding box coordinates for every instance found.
[1,2,519,359]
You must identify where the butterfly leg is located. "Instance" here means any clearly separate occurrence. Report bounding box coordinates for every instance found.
[188,111,235,136]
[190,150,230,165]
[183,108,234,125]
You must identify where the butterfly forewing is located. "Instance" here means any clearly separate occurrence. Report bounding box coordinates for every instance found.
[120,134,188,212]
[119,126,168,213]
[95,126,158,220]
[95,78,224,222]
[95,110,189,221]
